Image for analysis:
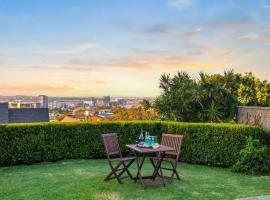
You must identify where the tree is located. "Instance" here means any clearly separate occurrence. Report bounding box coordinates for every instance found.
[55,114,65,121]
[237,72,270,106]
[155,70,270,122]
[255,80,270,106]
[111,106,158,120]
[237,72,257,106]
[204,101,222,122]
[140,99,151,110]
[198,71,238,122]
[155,72,199,121]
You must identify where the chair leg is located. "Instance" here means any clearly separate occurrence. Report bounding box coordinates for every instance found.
[170,161,180,180]
[104,161,123,184]
[125,160,135,179]
[153,152,166,186]
[118,159,135,179]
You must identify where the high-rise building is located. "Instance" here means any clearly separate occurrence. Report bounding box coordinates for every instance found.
[0,102,49,124]
[38,95,48,108]
[52,101,61,108]
[103,96,110,106]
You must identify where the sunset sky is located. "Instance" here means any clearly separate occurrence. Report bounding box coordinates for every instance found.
[1,0,270,97]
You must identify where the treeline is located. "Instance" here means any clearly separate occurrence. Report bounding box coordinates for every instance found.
[155,70,270,122]
[111,105,158,121]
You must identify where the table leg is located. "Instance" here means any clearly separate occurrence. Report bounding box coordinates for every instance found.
[152,152,166,186]
[134,153,146,190]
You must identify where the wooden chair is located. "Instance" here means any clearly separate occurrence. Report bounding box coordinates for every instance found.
[102,133,135,184]
[151,134,183,181]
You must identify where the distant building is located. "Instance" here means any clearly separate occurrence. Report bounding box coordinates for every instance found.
[103,96,110,106]
[0,102,49,124]
[117,98,126,106]
[83,99,96,107]
[52,101,61,108]
[89,97,97,106]
[52,100,83,109]
[8,101,40,108]
[72,108,91,119]
[96,99,104,106]
[88,115,104,122]
[98,113,113,118]
[38,95,48,108]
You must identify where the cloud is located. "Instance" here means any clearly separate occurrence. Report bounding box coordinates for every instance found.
[168,0,193,9]
[206,48,233,57]
[19,58,154,72]
[0,84,74,95]
[76,43,96,51]
[125,22,202,37]
[238,32,270,43]
[183,28,202,37]
[207,19,250,29]
[65,47,233,71]
[65,58,154,70]
[35,42,96,55]
[262,0,270,11]
[238,32,259,40]
[140,24,171,34]
[95,80,107,84]
[20,45,236,73]
[157,55,232,70]
[123,23,171,35]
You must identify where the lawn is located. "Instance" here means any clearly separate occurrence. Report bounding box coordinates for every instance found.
[0,159,269,200]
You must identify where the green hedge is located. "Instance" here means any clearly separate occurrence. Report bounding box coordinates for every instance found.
[0,121,268,167]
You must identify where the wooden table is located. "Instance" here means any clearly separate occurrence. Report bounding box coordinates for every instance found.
[126,144,174,189]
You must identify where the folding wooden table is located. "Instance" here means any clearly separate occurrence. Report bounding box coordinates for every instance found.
[126,144,174,190]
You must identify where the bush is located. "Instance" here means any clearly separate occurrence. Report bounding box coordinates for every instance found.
[233,136,270,175]
[0,121,268,167]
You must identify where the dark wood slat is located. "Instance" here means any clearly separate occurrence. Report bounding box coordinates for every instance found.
[158,133,184,182]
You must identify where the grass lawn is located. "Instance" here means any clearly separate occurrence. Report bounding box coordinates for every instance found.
[0,159,269,200]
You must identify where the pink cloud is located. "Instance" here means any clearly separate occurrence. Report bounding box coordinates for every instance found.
[0,84,74,95]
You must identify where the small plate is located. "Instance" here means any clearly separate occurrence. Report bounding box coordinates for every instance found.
[136,144,152,148]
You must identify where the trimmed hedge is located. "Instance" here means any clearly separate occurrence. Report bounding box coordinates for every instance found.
[0,121,268,167]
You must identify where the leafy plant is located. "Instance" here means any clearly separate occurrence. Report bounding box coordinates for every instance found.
[204,101,222,122]
[233,136,270,175]
[155,70,270,122]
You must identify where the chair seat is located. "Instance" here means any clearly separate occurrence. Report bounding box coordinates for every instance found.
[112,157,136,162]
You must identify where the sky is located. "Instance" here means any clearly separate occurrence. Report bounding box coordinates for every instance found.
[0,0,270,97]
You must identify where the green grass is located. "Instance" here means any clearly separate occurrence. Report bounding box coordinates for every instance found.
[0,160,269,200]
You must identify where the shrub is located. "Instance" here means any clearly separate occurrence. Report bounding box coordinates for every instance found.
[233,136,270,175]
[0,121,268,167]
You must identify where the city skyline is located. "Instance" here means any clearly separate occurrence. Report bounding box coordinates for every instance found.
[1,0,270,97]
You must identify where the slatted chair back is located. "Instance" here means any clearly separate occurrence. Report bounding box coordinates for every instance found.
[102,133,122,159]
[161,134,183,160]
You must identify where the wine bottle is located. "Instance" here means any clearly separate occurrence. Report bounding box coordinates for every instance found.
[139,128,144,144]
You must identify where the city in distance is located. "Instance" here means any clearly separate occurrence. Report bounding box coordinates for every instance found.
[0,95,155,123]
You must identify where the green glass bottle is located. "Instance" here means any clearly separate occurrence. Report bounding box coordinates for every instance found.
[139,128,144,144]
